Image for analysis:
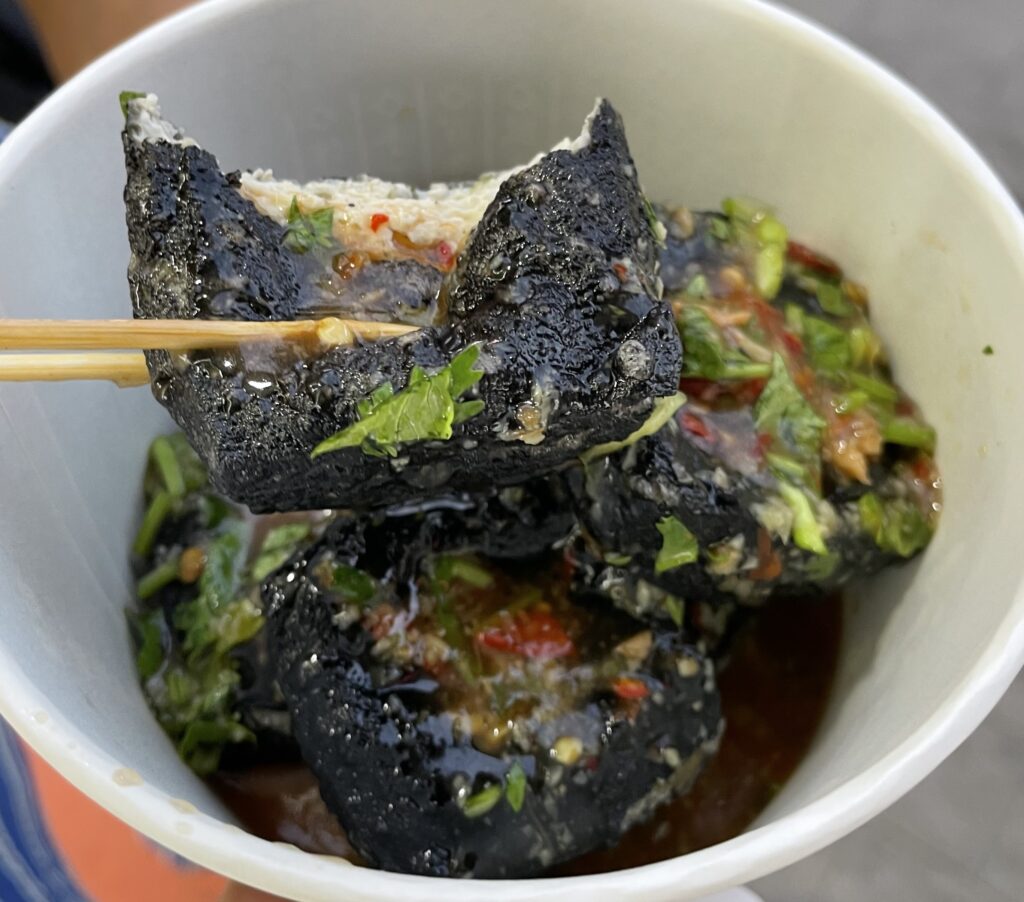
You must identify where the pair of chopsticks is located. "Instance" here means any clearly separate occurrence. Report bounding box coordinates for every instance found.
[0,318,418,387]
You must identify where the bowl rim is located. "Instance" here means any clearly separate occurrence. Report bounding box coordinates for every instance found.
[2,0,1024,898]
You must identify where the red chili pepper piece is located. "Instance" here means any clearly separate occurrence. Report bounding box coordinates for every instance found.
[782,330,804,356]
[611,677,650,700]
[436,241,455,271]
[679,378,720,404]
[911,454,936,482]
[735,377,768,406]
[477,609,575,660]
[786,240,842,278]
[370,212,390,232]
[681,411,712,440]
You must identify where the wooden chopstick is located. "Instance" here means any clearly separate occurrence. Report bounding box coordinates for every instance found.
[0,352,151,387]
[0,316,421,387]
[0,317,418,351]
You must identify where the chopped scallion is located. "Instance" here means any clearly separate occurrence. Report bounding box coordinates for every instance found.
[463,783,503,818]
[137,555,182,600]
[777,483,827,555]
[881,417,937,454]
[133,490,174,558]
[848,371,898,404]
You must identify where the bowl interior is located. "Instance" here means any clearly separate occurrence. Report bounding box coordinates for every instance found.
[1,0,1023,899]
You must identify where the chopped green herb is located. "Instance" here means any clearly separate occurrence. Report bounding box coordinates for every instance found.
[161,433,210,494]
[706,538,744,575]
[849,327,884,371]
[331,564,378,605]
[663,594,685,628]
[177,716,254,775]
[174,525,249,657]
[137,555,182,600]
[452,398,485,424]
[764,451,809,485]
[150,436,186,498]
[463,783,503,818]
[434,555,495,589]
[755,242,786,300]
[581,393,685,463]
[311,344,484,459]
[131,609,166,680]
[133,490,174,558]
[311,344,483,456]
[708,217,732,241]
[504,761,527,813]
[815,282,854,317]
[802,315,851,374]
[983,344,994,356]
[785,303,805,335]
[721,197,767,225]
[858,493,933,558]
[119,90,147,118]
[135,513,263,775]
[777,482,827,556]
[654,515,699,573]
[833,389,870,415]
[282,196,335,254]
[678,306,772,381]
[848,370,898,404]
[604,552,633,567]
[685,274,710,298]
[803,550,840,582]
[642,196,667,247]
[721,197,788,299]
[754,354,826,474]
[881,417,937,454]
[249,523,312,583]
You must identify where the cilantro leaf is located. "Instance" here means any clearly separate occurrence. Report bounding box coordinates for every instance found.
[678,306,772,381]
[802,315,851,374]
[858,493,933,558]
[130,609,167,680]
[174,525,248,657]
[754,354,826,475]
[654,515,699,573]
[282,197,335,254]
[504,761,527,813]
[311,344,485,459]
[249,523,312,583]
[331,564,378,604]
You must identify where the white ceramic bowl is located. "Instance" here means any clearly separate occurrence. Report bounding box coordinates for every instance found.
[1,0,1023,898]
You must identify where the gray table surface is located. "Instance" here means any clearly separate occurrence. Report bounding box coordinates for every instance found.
[754,4,1022,898]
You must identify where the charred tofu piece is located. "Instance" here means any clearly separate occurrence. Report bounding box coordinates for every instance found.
[265,506,721,877]
[566,205,941,622]
[123,95,680,513]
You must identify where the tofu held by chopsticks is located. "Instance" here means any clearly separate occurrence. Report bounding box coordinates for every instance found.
[122,94,681,513]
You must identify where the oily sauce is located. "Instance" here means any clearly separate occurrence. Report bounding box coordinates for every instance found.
[211,593,842,871]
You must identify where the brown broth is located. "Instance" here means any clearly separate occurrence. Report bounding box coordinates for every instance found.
[211,593,842,871]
